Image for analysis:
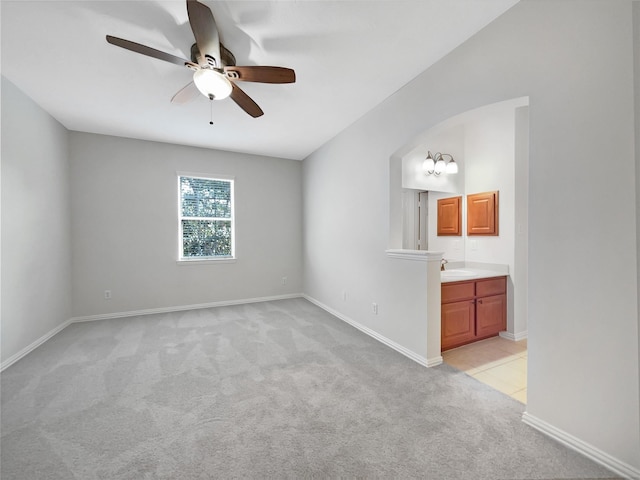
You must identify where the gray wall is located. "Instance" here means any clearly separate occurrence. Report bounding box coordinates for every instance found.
[69,132,303,317]
[1,79,303,362]
[303,0,639,471]
[1,77,72,364]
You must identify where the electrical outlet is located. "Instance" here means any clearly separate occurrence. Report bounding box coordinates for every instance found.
[471,239,478,251]
[281,276,287,285]
[372,303,378,314]
[104,290,112,300]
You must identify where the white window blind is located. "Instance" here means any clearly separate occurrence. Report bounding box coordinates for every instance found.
[178,175,234,259]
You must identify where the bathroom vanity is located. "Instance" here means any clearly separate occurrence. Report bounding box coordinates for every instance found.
[441,273,507,351]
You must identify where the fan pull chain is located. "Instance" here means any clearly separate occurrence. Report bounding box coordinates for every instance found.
[209,98,214,125]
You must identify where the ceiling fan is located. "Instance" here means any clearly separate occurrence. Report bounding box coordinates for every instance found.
[106,0,296,118]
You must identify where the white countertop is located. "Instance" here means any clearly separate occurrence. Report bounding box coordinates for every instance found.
[440,268,507,283]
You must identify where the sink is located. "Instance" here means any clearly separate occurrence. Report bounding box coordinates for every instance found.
[441,269,478,279]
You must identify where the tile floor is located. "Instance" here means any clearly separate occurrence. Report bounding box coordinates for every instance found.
[442,336,527,404]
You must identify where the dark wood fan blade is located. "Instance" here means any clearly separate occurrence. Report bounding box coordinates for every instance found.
[186,0,221,68]
[106,35,196,68]
[224,66,296,84]
[171,82,200,104]
[230,83,264,118]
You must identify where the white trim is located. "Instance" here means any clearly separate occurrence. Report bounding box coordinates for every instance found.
[2,294,303,370]
[177,174,235,260]
[426,355,444,367]
[71,293,303,323]
[176,171,235,182]
[1,318,72,371]
[7,297,636,480]
[522,412,639,479]
[176,258,236,265]
[499,330,528,341]
[2,293,433,371]
[303,294,435,368]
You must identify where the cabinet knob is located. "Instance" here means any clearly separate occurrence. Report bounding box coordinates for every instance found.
[478,299,483,304]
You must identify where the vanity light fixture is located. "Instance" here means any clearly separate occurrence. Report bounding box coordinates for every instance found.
[423,151,458,176]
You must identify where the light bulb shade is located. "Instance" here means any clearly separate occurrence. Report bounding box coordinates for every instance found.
[193,69,232,100]
[423,152,435,174]
[445,159,458,174]
[423,158,435,174]
[434,158,446,175]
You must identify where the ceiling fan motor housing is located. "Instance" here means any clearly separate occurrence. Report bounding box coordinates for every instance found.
[190,43,236,68]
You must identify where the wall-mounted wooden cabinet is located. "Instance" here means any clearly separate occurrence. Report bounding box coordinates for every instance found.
[441,276,506,351]
[467,191,499,236]
[437,196,462,236]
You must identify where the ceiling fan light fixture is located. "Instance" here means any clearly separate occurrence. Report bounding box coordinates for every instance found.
[193,68,232,100]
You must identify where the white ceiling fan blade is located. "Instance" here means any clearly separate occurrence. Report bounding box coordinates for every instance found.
[171,81,200,104]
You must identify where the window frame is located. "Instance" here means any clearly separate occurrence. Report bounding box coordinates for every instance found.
[177,172,236,264]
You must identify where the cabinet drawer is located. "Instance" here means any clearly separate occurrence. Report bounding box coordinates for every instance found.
[476,277,506,297]
[442,281,475,303]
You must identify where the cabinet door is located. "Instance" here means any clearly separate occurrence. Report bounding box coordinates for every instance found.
[467,191,499,236]
[437,196,462,236]
[476,293,506,338]
[441,300,476,350]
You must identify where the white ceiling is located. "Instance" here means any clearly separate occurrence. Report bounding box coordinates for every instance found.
[1,0,519,160]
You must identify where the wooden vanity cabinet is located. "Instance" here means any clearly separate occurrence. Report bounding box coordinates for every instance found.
[441,276,506,351]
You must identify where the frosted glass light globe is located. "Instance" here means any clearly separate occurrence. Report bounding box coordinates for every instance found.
[446,160,458,174]
[423,158,435,174]
[193,69,232,100]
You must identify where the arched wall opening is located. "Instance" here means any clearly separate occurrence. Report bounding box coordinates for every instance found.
[389,96,529,339]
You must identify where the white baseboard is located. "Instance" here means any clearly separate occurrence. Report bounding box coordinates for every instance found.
[2,294,303,371]
[522,412,640,479]
[302,294,434,368]
[4,292,433,372]
[499,330,528,341]
[70,293,303,323]
[1,318,73,372]
[426,355,443,367]
[5,296,637,480]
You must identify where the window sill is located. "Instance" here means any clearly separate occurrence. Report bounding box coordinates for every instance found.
[177,257,236,266]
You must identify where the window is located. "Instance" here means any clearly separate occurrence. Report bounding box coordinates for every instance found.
[178,175,234,261]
